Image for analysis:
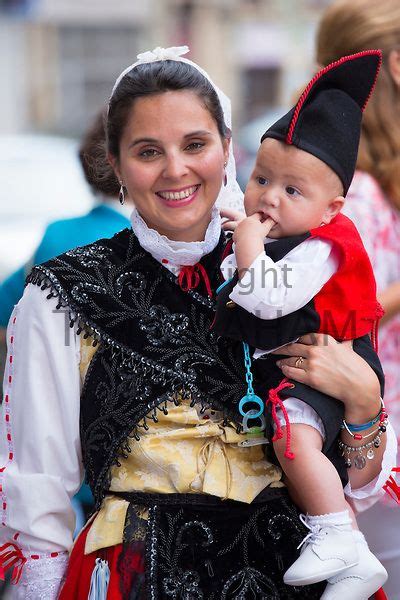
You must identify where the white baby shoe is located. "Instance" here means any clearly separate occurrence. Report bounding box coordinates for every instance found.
[284,514,359,586]
[321,532,388,599]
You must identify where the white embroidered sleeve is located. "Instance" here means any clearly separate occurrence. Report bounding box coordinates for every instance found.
[0,284,83,590]
[13,553,69,600]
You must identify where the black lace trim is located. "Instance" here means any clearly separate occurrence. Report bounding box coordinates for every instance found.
[26,230,252,508]
[28,264,247,507]
[26,266,191,382]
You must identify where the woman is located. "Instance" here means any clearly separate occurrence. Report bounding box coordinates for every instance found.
[0,46,395,599]
[316,2,400,595]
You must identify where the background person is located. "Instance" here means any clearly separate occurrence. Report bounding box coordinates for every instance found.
[316,1,400,596]
[0,109,131,333]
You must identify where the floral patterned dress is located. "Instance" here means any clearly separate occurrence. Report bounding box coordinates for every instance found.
[344,170,400,439]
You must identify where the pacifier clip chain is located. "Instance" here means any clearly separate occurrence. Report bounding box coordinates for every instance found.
[238,342,267,445]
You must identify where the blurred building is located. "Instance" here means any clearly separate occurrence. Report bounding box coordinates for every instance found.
[0,0,332,137]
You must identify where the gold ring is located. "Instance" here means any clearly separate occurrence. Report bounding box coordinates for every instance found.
[295,356,304,368]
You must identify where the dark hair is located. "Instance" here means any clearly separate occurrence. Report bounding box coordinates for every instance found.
[107,60,229,160]
[79,109,120,197]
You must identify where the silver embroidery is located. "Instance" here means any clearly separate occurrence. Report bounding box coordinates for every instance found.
[65,244,113,267]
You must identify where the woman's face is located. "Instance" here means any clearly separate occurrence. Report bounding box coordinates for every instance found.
[112,90,229,242]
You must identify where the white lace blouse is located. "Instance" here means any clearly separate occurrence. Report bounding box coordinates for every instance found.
[0,210,396,599]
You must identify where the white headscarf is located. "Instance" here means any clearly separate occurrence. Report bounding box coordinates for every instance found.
[109,45,244,213]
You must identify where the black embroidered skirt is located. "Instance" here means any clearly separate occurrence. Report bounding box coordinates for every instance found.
[114,489,325,599]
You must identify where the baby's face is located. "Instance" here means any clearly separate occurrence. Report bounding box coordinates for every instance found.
[244,138,343,238]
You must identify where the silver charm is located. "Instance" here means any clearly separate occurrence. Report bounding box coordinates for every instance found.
[338,421,387,470]
[354,454,367,470]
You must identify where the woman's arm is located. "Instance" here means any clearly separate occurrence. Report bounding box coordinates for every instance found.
[0,285,83,598]
[273,334,395,494]
[378,281,400,324]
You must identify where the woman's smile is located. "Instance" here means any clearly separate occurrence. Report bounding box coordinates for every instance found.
[156,184,201,207]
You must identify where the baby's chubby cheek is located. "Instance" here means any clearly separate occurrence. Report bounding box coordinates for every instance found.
[243,196,259,217]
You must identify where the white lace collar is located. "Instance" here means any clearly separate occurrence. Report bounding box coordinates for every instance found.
[130,206,222,267]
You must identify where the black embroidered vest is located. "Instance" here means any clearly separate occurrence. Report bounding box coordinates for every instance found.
[26,229,251,507]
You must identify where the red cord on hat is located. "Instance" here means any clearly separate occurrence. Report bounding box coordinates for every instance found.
[286,50,382,144]
[266,378,295,460]
[178,263,213,297]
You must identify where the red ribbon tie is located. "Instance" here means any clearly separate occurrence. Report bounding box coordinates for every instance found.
[178,263,213,298]
[0,541,27,584]
[266,378,295,460]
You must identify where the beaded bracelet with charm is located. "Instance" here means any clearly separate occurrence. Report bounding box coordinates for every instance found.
[338,415,388,469]
[341,402,388,439]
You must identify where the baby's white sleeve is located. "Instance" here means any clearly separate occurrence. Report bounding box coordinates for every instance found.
[228,238,339,319]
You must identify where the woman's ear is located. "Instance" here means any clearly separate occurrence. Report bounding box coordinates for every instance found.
[223,137,231,166]
[388,48,400,87]
[321,196,345,224]
[108,153,122,183]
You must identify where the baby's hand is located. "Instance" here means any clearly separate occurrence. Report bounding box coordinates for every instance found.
[233,213,275,244]
[220,208,246,232]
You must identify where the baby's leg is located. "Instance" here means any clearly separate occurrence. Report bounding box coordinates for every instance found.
[271,401,387,593]
[273,423,388,593]
[273,419,361,586]
[273,422,353,521]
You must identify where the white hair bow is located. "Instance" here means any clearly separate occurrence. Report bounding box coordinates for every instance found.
[110,46,190,99]
[136,46,189,63]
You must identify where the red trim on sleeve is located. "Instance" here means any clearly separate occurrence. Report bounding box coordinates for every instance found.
[1,315,17,530]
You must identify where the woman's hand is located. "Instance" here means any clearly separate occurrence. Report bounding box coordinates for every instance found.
[273,333,381,422]
[220,208,245,232]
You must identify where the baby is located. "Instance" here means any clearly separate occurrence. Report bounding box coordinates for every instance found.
[214,51,388,599]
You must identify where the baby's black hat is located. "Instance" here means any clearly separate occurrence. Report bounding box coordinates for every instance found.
[261,50,382,195]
